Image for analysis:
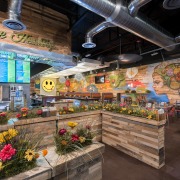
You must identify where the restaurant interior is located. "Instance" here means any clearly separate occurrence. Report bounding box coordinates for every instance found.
[0,0,180,180]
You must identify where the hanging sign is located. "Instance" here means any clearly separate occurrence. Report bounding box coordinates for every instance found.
[0,30,55,51]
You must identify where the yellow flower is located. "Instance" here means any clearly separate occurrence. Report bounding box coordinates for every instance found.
[79,136,86,143]
[147,115,152,119]
[141,110,145,113]
[128,110,132,114]
[42,149,48,157]
[8,129,18,139]
[61,140,67,146]
[122,108,126,111]
[22,113,27,117]
[0,162,3,171]
[68,121,78,128]
[0,131,10,143]
[25,149,35,161]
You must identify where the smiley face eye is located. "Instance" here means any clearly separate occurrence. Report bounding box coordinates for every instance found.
[50,81,52,85]
[46,81,48,85]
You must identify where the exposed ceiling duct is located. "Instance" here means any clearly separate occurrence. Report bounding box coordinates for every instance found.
[2,0,26,31]
[163,0,180,10]
[128,0,152,17]
[71,0,176,51]
[0,42,76,68]
[82,21,115,48]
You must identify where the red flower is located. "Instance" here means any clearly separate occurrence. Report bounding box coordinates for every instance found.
[86,125,91,130]
[0,144,16,162]
[37,109,42,115]
[59,128,67,135]
[16,113,21,118]
[0,112,6,117]
[71,134,79,142]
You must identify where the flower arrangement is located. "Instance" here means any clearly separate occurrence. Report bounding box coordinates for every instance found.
[88,102,102,111]
[0,112,8,125]
[103,103,159,120]
[0,128,47,178]
[16,108,42,120]
[54,121,95,155]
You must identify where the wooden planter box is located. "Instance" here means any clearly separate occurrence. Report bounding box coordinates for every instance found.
[6,143,105,180]
[102,111,166,169]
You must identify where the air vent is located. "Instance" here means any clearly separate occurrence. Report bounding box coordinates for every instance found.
[82,42,96,48]
[163,0,180,9]
[2,19,26,31]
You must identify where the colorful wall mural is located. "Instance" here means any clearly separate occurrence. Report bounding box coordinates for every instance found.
[55,59,180,104]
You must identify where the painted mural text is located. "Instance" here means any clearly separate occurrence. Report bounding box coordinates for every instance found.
[0,30,55,51]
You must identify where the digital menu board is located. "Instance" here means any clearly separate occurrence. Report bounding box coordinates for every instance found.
[16,60,30,83]
[0,58,15,83]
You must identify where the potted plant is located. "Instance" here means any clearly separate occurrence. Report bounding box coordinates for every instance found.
[0,112,8,125]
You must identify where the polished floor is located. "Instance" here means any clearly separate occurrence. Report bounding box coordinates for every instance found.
[102,118,180,180]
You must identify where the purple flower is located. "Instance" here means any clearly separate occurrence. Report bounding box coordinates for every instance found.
[166,69,173,76]
[59,128,67,135]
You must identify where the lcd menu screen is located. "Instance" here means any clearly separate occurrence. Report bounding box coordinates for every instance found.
[16,61,30,83]
[0,58,15,83]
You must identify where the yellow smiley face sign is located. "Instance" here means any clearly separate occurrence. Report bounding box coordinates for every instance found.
[42,79,55,92]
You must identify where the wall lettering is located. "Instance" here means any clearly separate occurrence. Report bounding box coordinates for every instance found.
[0,31,55,51]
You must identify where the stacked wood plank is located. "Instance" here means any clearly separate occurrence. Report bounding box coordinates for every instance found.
[102,111,166,169]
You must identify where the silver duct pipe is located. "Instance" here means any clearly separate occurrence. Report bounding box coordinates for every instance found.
[2,0,26,31]
[128,0,152,17]
[71,0,176,51]
[82,21,115,48]
[163,0,180,10]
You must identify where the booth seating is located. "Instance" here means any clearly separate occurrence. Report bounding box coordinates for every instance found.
[102,93,113,103]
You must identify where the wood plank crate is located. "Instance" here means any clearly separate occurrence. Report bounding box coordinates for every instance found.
[102,111,166,169]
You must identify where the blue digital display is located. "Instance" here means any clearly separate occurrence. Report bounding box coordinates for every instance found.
[16,60,30,83]
[0,58,15,83]
[0,59,8,82]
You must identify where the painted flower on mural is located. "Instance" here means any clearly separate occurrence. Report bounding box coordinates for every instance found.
[166,68,174,77]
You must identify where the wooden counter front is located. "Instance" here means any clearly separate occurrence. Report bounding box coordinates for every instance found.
[102,111,166,169]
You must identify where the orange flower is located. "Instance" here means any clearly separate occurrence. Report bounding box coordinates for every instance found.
[61,140,67,146]
[21,107,28,112]
[42,149,48,156]
[35,153,39,159]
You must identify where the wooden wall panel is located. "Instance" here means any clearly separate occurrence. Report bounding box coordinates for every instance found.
[102,112,165,169]
[0,1,71,54]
